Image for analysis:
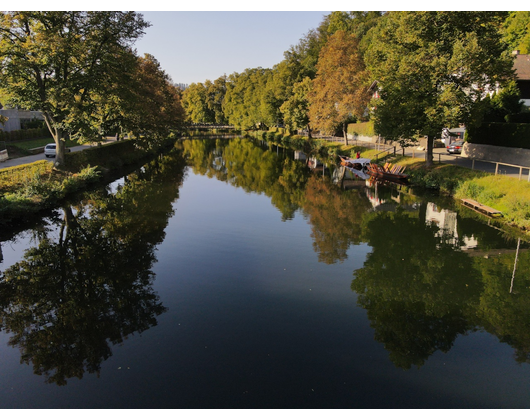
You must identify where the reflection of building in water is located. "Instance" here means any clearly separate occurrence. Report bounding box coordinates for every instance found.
[294,151,307,161]
[426,202,478,249]
[364,184,419,213]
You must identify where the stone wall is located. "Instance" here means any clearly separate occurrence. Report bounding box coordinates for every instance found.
[463,143,530,167]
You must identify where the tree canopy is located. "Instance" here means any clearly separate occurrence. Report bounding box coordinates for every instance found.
[0,12,183,164]
[365,11,514,165]
[308,30,371,142]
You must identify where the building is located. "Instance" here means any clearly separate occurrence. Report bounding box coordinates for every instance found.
[513,52,530,107]
[0,108,44,132]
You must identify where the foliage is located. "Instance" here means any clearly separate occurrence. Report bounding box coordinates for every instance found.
[308,30,371,140]
[223,68,277,129]
[502,11,530,54]
[0,11,150,165]
[347,121,375,137]
[466,122,530,149]
[124,54,186,145]
[365,11,514,166]
[482,80,524,123]
[280,77,312,133]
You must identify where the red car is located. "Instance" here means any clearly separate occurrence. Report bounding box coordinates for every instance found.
[447,140,464,154]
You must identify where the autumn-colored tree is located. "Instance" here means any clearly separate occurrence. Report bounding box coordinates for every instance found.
[126,54,186,145]
[307,30,371,144]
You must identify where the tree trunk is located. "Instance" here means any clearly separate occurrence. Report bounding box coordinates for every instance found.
[425,134,434,167]
[43,112,66,167]
[307,123,312,139]
[343,122,348,146]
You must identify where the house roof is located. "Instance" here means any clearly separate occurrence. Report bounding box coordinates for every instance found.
[514,54,530,80]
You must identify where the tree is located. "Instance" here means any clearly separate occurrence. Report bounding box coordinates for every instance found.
[307,30,371,144]
[125,54,186,145]
[182,82,215,124]
[223,68,274,129]
[206,76,228,125]
[280,77,312,135]
[0,11,149,166]
[502,11,530,55]
[365,11,514,166]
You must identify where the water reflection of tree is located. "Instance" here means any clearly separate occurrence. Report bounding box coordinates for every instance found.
[0,150,187,385]
[302,176,371,264]
[178,138,309,221]
[473,251,530,364]
[352,207,483,369]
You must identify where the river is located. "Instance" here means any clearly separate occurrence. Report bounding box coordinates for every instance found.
[0,137,529,408]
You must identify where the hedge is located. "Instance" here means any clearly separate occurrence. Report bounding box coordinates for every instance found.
[0,127,51,142]
[347,121,375,137]
[467,122,530,149]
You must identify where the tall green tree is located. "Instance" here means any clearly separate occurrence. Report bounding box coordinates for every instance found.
[502,11,530,55]
[182,82,215,124]
[223,68,274,129]
[365,11,514,166]
[206,76,228,124]
[0,11,149,166]
[279,76,312,135]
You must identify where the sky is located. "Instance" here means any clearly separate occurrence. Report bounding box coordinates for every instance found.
[133,11,329,86]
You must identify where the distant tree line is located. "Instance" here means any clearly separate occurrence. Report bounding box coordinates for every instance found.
[182,11,530,166]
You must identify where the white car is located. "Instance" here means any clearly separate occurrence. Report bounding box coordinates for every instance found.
[44,143,70,158]
[44,143,56,158]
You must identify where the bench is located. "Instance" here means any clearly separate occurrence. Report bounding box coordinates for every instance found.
[461,198,502,217]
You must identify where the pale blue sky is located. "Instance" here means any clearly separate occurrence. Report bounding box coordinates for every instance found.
[134,11,330,85]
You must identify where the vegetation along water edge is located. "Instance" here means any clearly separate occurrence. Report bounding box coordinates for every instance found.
[247,130,530,236]
[0,138,176,226]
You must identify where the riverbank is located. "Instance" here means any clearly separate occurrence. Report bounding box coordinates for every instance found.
[0,138,175,226]
[246,130,530,235]
[3,131,529,235]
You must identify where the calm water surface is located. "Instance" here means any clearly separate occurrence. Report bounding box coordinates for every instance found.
[0,137,529,408]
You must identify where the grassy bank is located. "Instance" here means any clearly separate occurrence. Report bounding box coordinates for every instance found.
[0,162,101,224]
[0,138,175,225]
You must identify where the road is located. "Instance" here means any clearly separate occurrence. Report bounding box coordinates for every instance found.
[0,143,109,169]
[407,147,530,180]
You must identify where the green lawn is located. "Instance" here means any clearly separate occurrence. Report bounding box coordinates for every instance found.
[13,138,80,150]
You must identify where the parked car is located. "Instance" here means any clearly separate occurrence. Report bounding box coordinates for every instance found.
[44,143,71,158]
[44,143,56,158]
[447,140,464,154]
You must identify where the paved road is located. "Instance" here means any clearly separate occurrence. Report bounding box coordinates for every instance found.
[0,142,110,169]
[406,147,530,180]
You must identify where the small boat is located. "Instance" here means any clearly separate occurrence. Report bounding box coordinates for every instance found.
[366,162,409,183]
[339,156,372,180]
